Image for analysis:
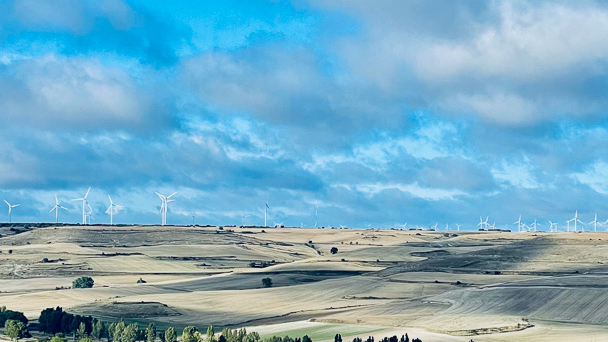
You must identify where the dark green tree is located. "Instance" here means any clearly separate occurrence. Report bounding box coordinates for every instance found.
[262,278,273,288]
[72,277,94,289]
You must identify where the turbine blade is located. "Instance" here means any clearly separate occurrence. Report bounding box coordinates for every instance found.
[84,187,91,199]
[108,194,113,204]
[50,206,57,213]
[3,200,9,206]
[167,192,177,199]
[13,204,20,207]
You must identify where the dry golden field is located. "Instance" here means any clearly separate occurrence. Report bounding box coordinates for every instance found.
[3,225,608,341]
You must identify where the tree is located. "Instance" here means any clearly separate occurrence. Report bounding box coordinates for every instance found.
[51,335,68,342]
[108,323,117,342]
[5,320,27,341]
[334,334,342,342]
[146,323,157,342]
[0,309,28,327]
[262,278,273,288]
[77,322,87,339]
[165,328,176,342]
[206,326,215,342]
[302,336,312,342]
[181,326,198,342]
[91,320,104,341]
[330,247,338,254]
[123,323,138,342]
[244,332,260,342]
[79,338,94,342]
[113,322,126,342]
[73,277,94,289]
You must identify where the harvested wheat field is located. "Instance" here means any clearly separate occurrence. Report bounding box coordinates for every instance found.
[4,225,608,341]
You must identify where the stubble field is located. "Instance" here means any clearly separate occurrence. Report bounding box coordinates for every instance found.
[2,225,608,341]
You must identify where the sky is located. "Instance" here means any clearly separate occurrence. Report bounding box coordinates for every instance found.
[1,0,608,230]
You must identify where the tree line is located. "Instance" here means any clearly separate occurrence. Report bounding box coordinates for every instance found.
[3,307,425,342]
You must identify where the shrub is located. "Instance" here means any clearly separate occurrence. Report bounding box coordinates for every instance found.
[330,247,338,254]
[262,277,273,288]
[5,319,28,341]
[137,278,147,284]
[73,277,94,289]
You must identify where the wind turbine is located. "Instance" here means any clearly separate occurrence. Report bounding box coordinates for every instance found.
[402,222,408,230]
[488,222,496,229]
[274,221,283,228]
[514,215,522,232]
[548,220,558,232]
[49,195,68,223]
[567,210,584,232]
[477,217,485,230]
[445,224,449,231]
[590,213,602,232]
[4,200,20,223]
[529,219,540,232]
[156,192,177,226]
[72,187,91,225]
[105,195,123,225]
[86,202,94,225]
[264,201,270,227]
[455,224,461,231]
[431,223,438,231]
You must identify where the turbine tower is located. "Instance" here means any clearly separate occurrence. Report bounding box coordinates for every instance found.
[50,195,67,223]
[514,215,522,232]
[4,200,20,223]
[72,187,91,225]
[590,213,601,232]
[567,210,583,232]
[105,195,123,225]
[156,192,177,226]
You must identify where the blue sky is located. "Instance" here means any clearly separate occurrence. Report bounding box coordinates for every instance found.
[1,0,608,229]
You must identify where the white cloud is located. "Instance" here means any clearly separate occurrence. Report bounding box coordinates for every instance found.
[354,182,466,201]
[492,157,540,189]
[572,161,608,195]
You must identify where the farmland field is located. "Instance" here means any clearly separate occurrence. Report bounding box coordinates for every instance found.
[3,225,608,341]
